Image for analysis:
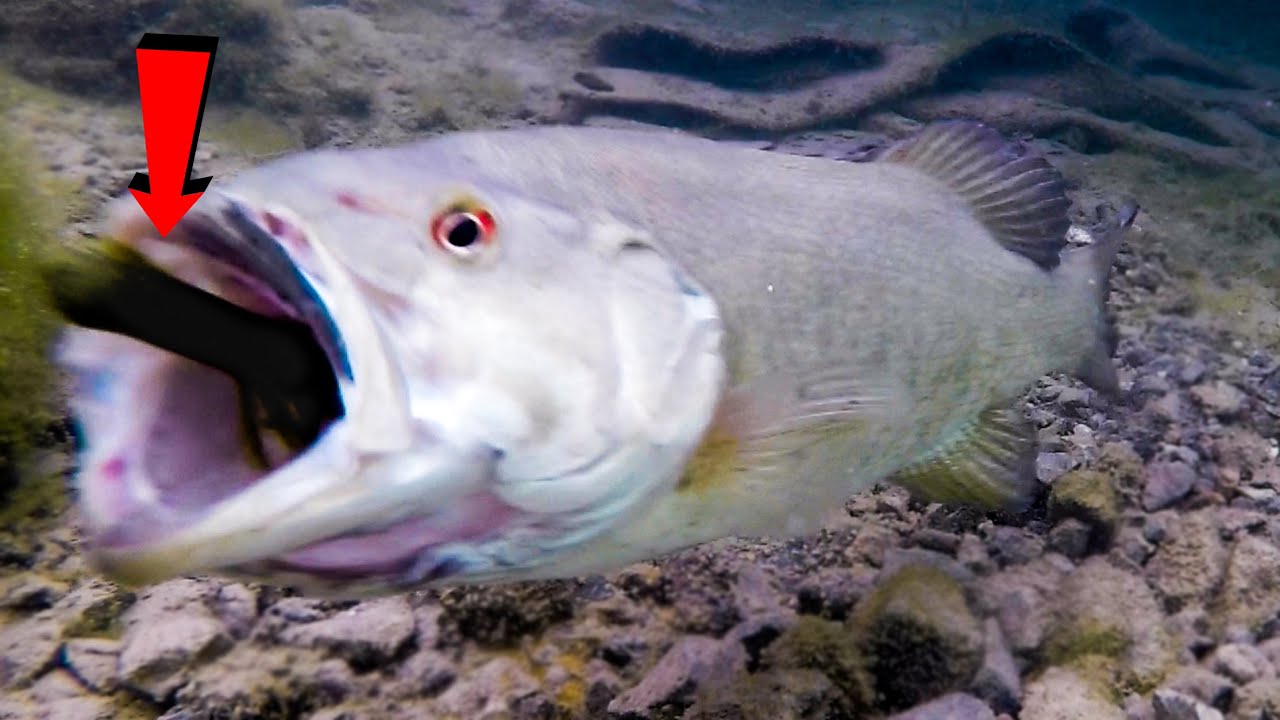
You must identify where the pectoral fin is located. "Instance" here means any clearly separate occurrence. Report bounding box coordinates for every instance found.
[678,367,901,494]
[889,404,1039,511]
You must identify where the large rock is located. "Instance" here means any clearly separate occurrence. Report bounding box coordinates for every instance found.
[852,565,983,712]
[1041,558,1174,692]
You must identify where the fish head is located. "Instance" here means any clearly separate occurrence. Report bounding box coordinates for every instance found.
[63,143,726,595]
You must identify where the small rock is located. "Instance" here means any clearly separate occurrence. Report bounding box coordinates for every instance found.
[1037,452,1076,483]
[985,526,1045,567]
[435,656,541,719]
[1162,666,1234,709]
[1047,518,1093,559]
[970,619,1020,715]
[279,596,415,667]
[29,669,88,702]
[1146,510,1229,612]
[1191,381,1248,419]
[0,615,59,688]
[1179,360,1209,386]
[213,584,259,638]
[1021,667,1124,720]
[1153,689,1224,720]
[1143,461,1198,511]
[1048,470,1120,550]
[888,692,995,720]
[609,636,746,718]
[852,565,983,712]
[1216,535,1280,638]
[1231,677,1280,720]
[61,638,121,693]
[732,565,786,618]
[1211,643,1272,685]
[120,613,231,701]
[977,557,1070,655]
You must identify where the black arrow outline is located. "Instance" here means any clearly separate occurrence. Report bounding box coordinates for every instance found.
[128,33,220,197]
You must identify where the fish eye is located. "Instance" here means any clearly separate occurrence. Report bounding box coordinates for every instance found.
[431,208,496,259]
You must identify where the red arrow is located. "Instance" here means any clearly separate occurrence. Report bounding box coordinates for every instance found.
[128,34,219,237]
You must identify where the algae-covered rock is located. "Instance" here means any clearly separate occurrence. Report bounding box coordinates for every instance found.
[851,565,983,712]
[1145,510,1229,612]
[1040,558,1174,694]
[762,615,874,713]
[1047,470,1121,551]
[1215,535,1280,639]
[1021,666,1125,720]
[0,122,58,495]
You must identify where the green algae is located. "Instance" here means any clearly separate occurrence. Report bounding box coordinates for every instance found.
[0,121,60,497]
[764,615,873,712]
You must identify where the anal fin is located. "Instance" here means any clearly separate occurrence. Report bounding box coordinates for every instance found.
[889,404,1039,512]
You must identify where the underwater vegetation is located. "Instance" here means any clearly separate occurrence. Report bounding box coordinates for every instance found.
[0,122,59,498]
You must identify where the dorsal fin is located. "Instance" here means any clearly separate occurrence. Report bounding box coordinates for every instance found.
[878,121,1071,269]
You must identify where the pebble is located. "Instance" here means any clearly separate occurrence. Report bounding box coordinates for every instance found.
[1143,461,1198,511]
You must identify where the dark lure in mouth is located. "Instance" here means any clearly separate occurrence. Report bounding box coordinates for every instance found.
[41,201,348,535]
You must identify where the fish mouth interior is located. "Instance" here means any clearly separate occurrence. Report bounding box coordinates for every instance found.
[76,202,349,549]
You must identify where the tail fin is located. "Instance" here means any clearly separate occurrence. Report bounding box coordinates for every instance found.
[1062,202,1139,397]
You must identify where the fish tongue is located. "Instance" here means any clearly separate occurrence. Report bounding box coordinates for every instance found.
[38,237,342,456]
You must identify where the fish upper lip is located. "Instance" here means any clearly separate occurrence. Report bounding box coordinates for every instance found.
[184,197,352,380]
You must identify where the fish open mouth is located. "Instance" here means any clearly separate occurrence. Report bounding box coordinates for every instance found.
[56,196,352,564]
[56,195,512,590]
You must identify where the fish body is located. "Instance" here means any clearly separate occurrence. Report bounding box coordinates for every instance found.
[53,121,1129,594]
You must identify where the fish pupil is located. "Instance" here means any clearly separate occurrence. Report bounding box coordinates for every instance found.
[447,215,481,247]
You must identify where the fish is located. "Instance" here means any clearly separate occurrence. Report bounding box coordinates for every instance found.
[49,120,1135,596]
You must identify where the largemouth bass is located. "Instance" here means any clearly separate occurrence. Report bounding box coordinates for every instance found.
[51,121,1133,595]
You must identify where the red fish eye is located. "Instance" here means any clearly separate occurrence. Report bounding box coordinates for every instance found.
[431,208,495,257]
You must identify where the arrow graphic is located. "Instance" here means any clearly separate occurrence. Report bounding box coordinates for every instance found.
[128,33,219,237]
